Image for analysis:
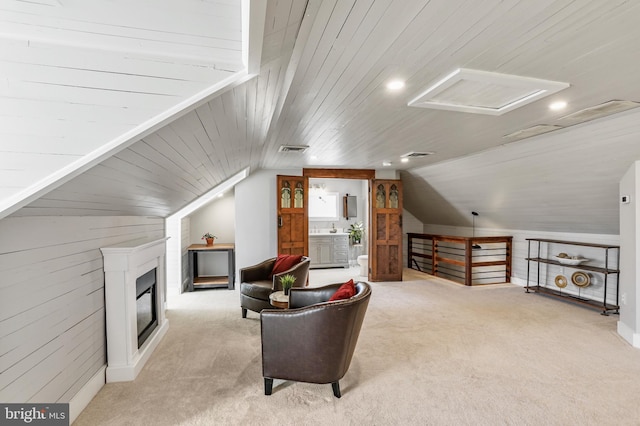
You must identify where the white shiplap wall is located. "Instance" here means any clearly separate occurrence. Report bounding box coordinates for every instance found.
[0,215,163,403]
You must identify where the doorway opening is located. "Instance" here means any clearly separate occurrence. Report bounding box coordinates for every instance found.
[308,177,369,270]
[303,168,375,278]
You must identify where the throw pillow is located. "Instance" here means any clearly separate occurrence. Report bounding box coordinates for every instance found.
[328,279,356,301]
[271,254,303,277]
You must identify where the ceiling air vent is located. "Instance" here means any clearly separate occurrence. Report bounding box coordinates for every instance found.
[278,145,309,153]
[502,124,563,141]
[408,68,569,116]
[556,100,640,125]
[401,152,434,158]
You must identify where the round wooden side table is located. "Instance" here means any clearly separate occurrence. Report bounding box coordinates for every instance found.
[269,291,289,309]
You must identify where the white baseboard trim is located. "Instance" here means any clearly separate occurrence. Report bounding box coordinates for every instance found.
[617,320,640,348]
[510,277,527,287]
[106,319,169,382]
[69,365,105,424]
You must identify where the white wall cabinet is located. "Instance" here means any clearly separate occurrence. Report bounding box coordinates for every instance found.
[309,234,349,268]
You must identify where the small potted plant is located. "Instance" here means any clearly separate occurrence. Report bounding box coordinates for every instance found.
[279,274,296,295]
[201,232,217,246]
[348,221,364,244]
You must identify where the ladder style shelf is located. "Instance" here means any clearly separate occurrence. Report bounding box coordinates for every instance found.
[525,238,620,315]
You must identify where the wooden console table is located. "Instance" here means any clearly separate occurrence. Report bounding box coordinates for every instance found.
[187,243,235,291]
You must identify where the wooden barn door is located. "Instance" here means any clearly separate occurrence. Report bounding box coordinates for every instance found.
[370,179,403,281]
[277,175,308,256]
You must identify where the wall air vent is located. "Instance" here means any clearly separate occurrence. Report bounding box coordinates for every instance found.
[401,152,434,158]
[502,124,563,141]
[278,145,309,153]
[556,100,640,126]
[408,68,569,116]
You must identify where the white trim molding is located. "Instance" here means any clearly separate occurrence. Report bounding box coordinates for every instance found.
[69,366,106,424]
[617,320,640,348]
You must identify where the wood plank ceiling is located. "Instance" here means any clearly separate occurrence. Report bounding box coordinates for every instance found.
[7,0,640,234]
[10,0,308,217]
[0,0,244,215]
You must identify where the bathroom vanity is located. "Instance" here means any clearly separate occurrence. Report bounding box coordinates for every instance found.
[308,233,349,268]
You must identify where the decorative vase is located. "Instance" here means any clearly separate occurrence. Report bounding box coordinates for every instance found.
[205,238,214,246]
[284,287,290,296]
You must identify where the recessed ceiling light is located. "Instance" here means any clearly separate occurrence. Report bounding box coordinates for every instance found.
[401,158,409,163]
[310,155,318,160]
[386,79,405,91]
[549,101,567,111]
[382,161,392,167]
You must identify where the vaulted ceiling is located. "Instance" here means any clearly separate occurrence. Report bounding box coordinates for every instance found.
[4,0,640,234]
[0,0,244,216]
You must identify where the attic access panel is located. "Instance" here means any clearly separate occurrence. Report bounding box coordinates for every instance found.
[408,68,569,116]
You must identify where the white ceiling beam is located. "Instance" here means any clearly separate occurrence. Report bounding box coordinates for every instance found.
[243,0,267,74]
[0,70,257,220]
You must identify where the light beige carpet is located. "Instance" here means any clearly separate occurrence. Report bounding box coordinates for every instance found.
[74,269,640,425]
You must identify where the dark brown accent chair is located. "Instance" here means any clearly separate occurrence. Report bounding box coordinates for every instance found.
[260,281,371,398]
[239,256,310,318]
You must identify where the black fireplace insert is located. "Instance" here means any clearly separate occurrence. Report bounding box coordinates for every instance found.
[136,268,158,348]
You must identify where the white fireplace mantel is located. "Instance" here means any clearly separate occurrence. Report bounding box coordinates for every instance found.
[101,237,170,382]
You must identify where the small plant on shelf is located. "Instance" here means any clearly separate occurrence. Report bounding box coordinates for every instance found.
[279,274,296,295]
[201,232,217,246]
[349,221,364,244]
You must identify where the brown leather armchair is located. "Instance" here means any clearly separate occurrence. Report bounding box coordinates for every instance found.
[239,256,310,318]
[260,281,371,398]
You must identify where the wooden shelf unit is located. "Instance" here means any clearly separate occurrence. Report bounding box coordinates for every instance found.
[525,238,620,315]
[187,243,235,291]
[193,276,229,286]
